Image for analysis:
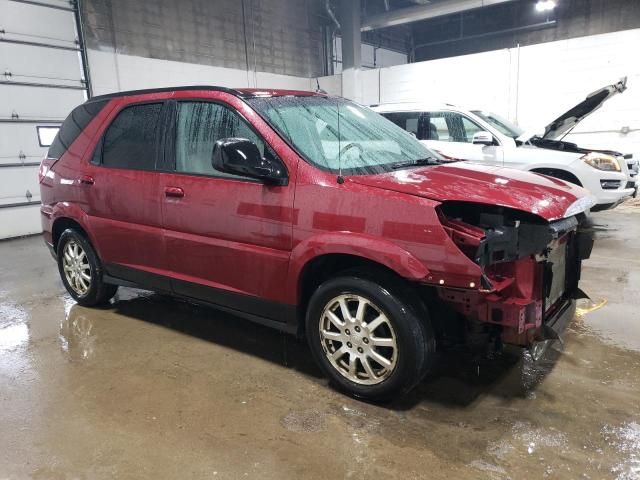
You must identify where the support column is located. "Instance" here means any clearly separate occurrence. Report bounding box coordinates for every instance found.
[339,0,361,100]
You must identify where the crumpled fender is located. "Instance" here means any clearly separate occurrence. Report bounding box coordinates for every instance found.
[285,231,430,304]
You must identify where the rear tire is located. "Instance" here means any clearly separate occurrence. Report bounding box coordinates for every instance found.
[306,274,435,400]
[57,229,118,307]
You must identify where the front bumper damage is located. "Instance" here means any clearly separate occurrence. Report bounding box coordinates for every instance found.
[437,203,593,347]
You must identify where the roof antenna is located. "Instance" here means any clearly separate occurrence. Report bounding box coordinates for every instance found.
[315,78,327,94]
[337,100,344,184]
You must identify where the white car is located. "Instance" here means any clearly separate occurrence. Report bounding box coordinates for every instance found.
[373,78,637,211]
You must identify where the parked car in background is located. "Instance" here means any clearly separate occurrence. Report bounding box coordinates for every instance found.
[374,78,636,210]
[40,87,594,400]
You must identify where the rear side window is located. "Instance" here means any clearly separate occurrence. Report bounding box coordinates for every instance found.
[102,103,163,170]
[47,100,108,159]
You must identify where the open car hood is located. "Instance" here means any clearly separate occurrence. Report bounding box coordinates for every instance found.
[519,77,627,142]
[351,163,592,221]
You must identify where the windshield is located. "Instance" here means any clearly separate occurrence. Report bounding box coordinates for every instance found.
[471,110,524,139]
[246,96,440,175]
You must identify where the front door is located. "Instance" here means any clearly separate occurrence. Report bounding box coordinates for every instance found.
[159,99,295,318]
[422,111,504,166]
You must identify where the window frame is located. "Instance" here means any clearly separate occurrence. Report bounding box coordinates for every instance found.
[425,110,502,146]
[91,100,169,172]
[162,98,287,183]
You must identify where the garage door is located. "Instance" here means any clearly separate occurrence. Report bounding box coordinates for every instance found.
[0,0,90,239]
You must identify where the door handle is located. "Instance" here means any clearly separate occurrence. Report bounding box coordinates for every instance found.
[164,186,184,198]
[79,175,94,186]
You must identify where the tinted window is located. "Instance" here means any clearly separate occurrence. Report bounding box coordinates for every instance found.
[47,100,108,159]
[382,112,421,137]
[102,103,163,170]
[425,112,483,143]
[175,101,265,177]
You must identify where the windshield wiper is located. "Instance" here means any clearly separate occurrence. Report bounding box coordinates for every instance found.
[391,157,442,169]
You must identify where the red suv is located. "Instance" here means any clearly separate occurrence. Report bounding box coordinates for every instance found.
[40,87,594,399]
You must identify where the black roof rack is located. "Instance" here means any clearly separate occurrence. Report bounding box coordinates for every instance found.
[87,85,246,103]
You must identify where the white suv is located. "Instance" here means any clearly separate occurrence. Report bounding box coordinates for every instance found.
[374,78,636,211]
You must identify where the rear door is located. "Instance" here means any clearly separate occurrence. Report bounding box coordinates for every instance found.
[422,111,503,166]
[83,100,169,289]
[159,97,295,316]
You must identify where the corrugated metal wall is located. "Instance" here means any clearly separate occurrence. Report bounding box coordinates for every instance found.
[82,0,326,78]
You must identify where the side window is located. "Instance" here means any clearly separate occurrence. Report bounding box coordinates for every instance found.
[425,112,483,143]
[47,100,108,159]
[460,116,482,141]
[381,112,421,137]
[102,103,163,170]
[424,114,450,141]
[175,101,265,177]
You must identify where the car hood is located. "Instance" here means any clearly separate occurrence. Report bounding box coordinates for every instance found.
[518,77,627,142]
[350,163,592,221]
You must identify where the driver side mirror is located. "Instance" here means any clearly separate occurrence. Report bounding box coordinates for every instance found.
[472,131,495,146]
[212,138,287,186]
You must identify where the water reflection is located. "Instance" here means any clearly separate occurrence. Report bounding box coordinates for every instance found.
[0,322,29,352]
[0,302,29,352]
[59,305,96,361]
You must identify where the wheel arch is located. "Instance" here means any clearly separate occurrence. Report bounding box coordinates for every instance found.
[52,218,89,252]
[287,232,430,317]
[50,204,96,254]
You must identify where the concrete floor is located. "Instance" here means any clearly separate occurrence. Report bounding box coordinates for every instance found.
[1,206,639,480]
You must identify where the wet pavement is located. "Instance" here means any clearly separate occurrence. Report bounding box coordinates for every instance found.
[1,206,639,479]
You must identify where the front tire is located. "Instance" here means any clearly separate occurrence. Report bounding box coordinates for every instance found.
[306,274,435,400]
[57,229,118,306]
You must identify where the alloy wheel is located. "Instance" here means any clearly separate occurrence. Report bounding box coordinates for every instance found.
[62,240,92,296]
[319,294,398,385]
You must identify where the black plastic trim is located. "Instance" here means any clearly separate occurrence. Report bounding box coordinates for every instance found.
[103,263,298,334]
[88,86,245,104]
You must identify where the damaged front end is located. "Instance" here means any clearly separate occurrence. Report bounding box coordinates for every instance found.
[436,201,593,348]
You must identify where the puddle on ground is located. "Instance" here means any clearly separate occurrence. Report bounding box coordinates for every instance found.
[0,302,29,352]
[59,306,97,361]
[575,297,640,353]
[576,298,608,317]
[602,422,640,480]
[281,409,327,433]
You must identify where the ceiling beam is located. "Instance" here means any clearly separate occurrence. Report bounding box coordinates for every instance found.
[361,0,518,31]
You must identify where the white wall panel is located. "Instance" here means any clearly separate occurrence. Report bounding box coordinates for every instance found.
[325,28,640,157]
[311,75,342,96]
[0,42,83,87]
[88,49,311,96]
[0,124,48,162]
[0,205,41,239]
[0,0,86,238]
[376,49,512,113]
[0,0,77,48]
[254,71,310,90]
[0,84,85,119]
[358,68,382,105]
[0,166,40,204]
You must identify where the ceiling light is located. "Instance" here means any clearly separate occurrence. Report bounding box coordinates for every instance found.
[535,0,557,12]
